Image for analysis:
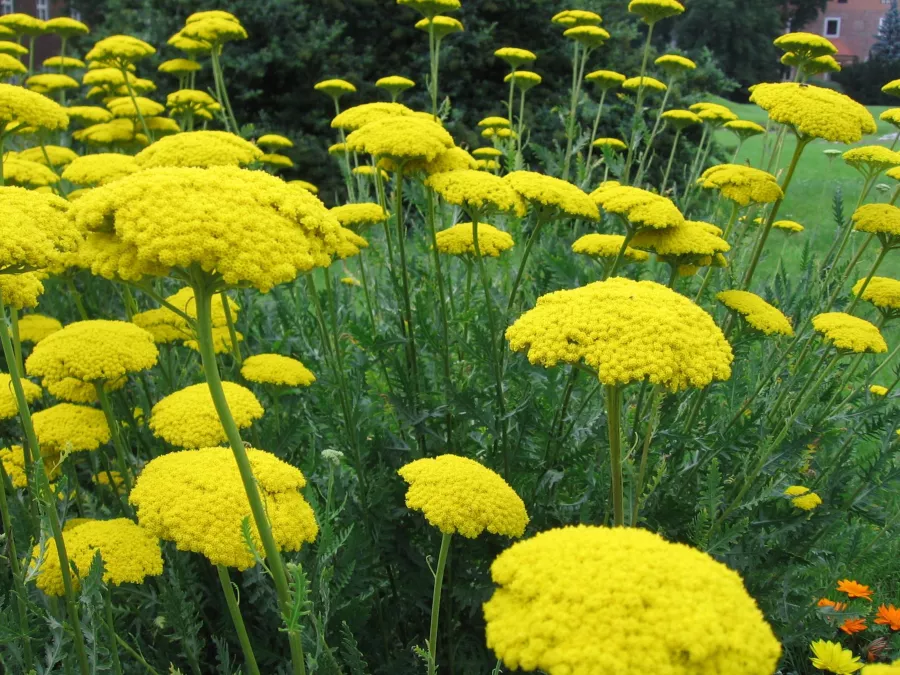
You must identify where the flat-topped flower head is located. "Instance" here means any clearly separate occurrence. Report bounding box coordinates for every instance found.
[260,153,293,169]
[436,222,514,257]
[631,219,730,263]
[0,53,25,77]
[655,54,696,76]
[290,179,318,194]
[42,56,86,70]
[314,78,356,100]
[426,169,526,217]
[852,276,900,313]
[795,54,841,76]
[552,10,602,27]
[0,83,68,134]
[32,403,110,454]
[774,219,804,233]
[0,188,77,274]
[792,492,822,510]
[135,131,262,168]
[399,454,528,538]
[31,518,162,597]
[150,381,263,448]
[505,171,598,220]
[495,47,536,69]
[881,108,900,131]
[698,164,783,206]
[750,83,876,143]
[628,0,685,24]
[563,25,610,48]
[478,116,511,130]
[0,13,46,36]
[346,116,453,163]
[167,30,212,57]
[332,102,414,131]
[472,147,502,159]
[375,75,415,99]
[810,640,863,674]
[852,203,900,243]
[573,233,648,262]
[812,313,887,354]
[17,314,62,344]
[661,108,702,130]
[3,157,59,188]
[0,40,26,56]
[106,95,165,119]
[484,526,780,675]
[72,166,344,291]
[158,58,201,76]
[131,447,318,569]
[591,137,627,152]
[85,35,155,65]
[843,145,900,175]
[0,273,43,309]
[884,80,900,98]
[693,102,739,125]
[65,105,114,126]
[182,13,247,44]
[869,384,888,396]
[44,16,89,37]
[398,0,461,18]
[837,579,874,601]
[717,290,793,336]
[504,70,542,91]
[26,320,158,385]
[414,16,464,39]
[241,354,316,387]
[0,445,60,488]
[622,76,667,93]
[45,376,126,404]
[19,145,77,168]
[330,203,388,229]
[62,154,139,187]
[0,373,41,421]
[25,73,80,94]
[725,119,766,140]
[774,32,837,60]
[507,278,732,390]
[585,69,625,91]
[591,183,684,230]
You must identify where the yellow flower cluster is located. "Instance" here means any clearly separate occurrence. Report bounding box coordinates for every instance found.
[19,145,78,167]
[150,381,263,448]
[585,69,626,91]
[506,278,733,391]
[661,108,702,129]
[241,354,316,387]
[494,47,536,68]
[182,10,247,44]
[3,156,60,188]
[72,166,345,292]
[563,26,610,49]
[591,183,684,230]
[331,102,413,131]
[69,232,168,282]
[484,525,780,675]
[135,131,262,168]
[183,325,243,354]
[0,187,77,274]
[398,0,461,18]
[725,119,766,139]
[435,222,515,257]
[260,153,293,168]
[414,16,464,38]
[552,10,602,27]
[0,13,46,35]
[773,220,804,233]
[426,169,526,217]
[46,376,126,404]
[329,203,389,229]
[17,314,62,344]
[390,146,477,175]
[62,153,140,187]
[852,203,900,238]
[0,273,44,309]
[631,219,730,260]
[26,320,158,384]
[158,58,201,75]
[842,145,900,173]
[0,83,69,133]
[693,102,739,124]
[0,53,25,76]
[717,291,793,336]
[0,445,61,488]
[505,171,598,220]
[32,518,163,596]
[572,233,649,261]
[749,83,876,144]
[628,0,685,24]
[655,54,696,74]
[0,373,42,421]
[398,455,528,538]
[375,75,415,97]
[774,32,837,59]
[592,137,627,151]
[347,116,453,162]
[85,35,155,64]
[622,76,667,93]
[698,164,783,206]
[863,663,900,675]
[32,403,110,454]
[812,312,888,354]
[869,385,888,396]
[852,277,900,311]
[131,447,319,569]
[107,95,165,119]
[792,492,823,510]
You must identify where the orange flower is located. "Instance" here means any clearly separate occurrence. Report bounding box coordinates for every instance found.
[840,617,867,635]
[819,598,848,611]
[874,604,900,631]
[837,579,874,601]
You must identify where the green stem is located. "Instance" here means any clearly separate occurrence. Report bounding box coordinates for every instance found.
[506,215,546,313]
[515,88,527,169]
[394,173,421,429]
[605,384,624,526]
[115,634,161,675]
[0,463,33,666]
[357,252,397,400]
[506,67,517,128]
[64,276,89,320]
[562,45,590,181]
[216,565,261,675]
[821,174,876,287]
[660,127,681,195]
[606,221,636,279]
[426,190,454,449]
[192,278,307,675]
[104,586,124,675]
[622,23,654,184]
[9,306,23,374]
[631,385,662,525]
[221,292,243,365]
[844,238,886,314]
[427,533,452,675]
[634,77,672,183]
[584,89,609,185]
[210,47,239,134]
[560,41,581,181]
[94,384,134,498]
[694,203,739,301]
[119,66,151,140]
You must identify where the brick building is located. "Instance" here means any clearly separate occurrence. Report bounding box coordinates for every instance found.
[801,0,894,64]
[0,0,84,64]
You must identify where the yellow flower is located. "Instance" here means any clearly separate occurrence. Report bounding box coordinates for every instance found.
[314,78,357,100]
[694,103,739,125]
[182,13,247,44]
[135,131,262,168]
[591,183,684,230]
[25,73,80,94]
[399,455,528,538]
[628,0,685,23]
[812,312,887,354]
[774,32,837,59]
[241,354,316,387]
[65,105,114,126]
[290,180,319,194]
[477,116,511,129]
[44,16,89,37]
[724,119,767,140]
[507,278,733,391]
[622,75,667,93]
[505,171,598,220]
[3,157,60,188]
[589,138,625,153]
[484,525,780,675]
[881,108,900,130]
[183,325,243,354]
[347,116,453,163]
[426,169,526,217]
[331,102,413,131]
[504,70,542,91]
[0,372,41,421]
[717,290,793,336]
[85,35,155,65]
[852,277,900,312]
[32,403,110,454]
[352,165,390,180]
[158,58,201,76]
[697,164,783,206]
[585,69,625,91]
[792,492,823,510]
[563,25,610,48]
[0,444,60,488]
[72,166,344,292]
[843,145,900,174]
[408,146,478,174]
[16,314,62,344]
[0,83,69,134]
[852,203,900,240]
[0,40,27,56]
[328,142,347,155]
[26,320,158,385]
[62,153,140,187]
[661,109,702,129]
[130,447,318,569]
[375,75,415,98]
[166,89,221,117]
[863,663,900,675]
[750,83,876,144]
[477,159,499,171]
[0,13,46,36]
[572,233,649,262]
[551,10,602,27]
[773,219,804,233]
[150,382,263,448]
[42,56,86,70]
[785,485,810,496]
[18,145,78,168]
[494,47,536,68]
[45,376,126,404]
[71,231,168,283]
[0,272,43,309]
[631,219,730,261]
[414,15,464,39]
[32,518,163,597]
[0,53,25,77]
[810,640,863,674]
[106,95,165,119]
[0,187,77,274]
[869,385,888,396]
[435,222,515,257]
[655,54,696,75]
[330,203,388,229]
[260,153,293,169]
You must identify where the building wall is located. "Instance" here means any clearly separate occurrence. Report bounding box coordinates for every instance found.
[803,0,892,63]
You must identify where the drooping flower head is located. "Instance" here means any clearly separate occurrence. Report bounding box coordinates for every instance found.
[572,234,649,262]
[0,53,25,77]
[551,10,602,27]
[25,73,80,94]
[494,47,537,69]
[717,291,793,336]
[182,11,247,45]
[692,102,739,126]
[32,403,110,454]
[435,222,515,257]
[812,313,887,354]
[507,278,733,391]
[330,203,389,230]
[484,526,780,675]
[697,164,783,206]
[241,354,316,387]
[130,447,318,569]
[505,171,598,220]
[628,0,684,24]
[810,640,863,674]
[135,131,262,168]
[426,169,526,218]
[375,75,415,100]
[0,13,46,37]
[399,455,528,538]
[150,382,263,448]
[504,70,542,92]
[563,25,610,49]
[85,35,155,67]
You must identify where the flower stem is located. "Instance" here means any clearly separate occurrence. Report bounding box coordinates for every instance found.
[426,190,454,449]
[104,586,124,675]
[833,234,881,313]
[0,463,33,666]
[584,90,608,182]
[631,385,661,525]
[605,384,624,527]
[622,23,654,184]
[506,214,547,313]
[660,127,681,195]
[94,384,135,499]
[216,564,261,675]
[220,292,243,365]
[427,533,452,675]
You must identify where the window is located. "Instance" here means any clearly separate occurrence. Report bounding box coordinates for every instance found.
[0,0,13,16]
[838,0,847,4]
[36,0,49,20]
[70,8,82,20]
[824,17,841,37]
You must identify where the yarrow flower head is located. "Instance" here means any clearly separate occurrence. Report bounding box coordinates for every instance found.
[774,32,837,60]
[661,108,702,129]
[505,171,598,220]
[591,137,627,151]
[774,219,804,233]
[810,640,863,674]
[655,54,696,76]
[725,119,767,140]
[426,169,526,218]
[150,381,263,448]
[692,102,739,125]
[504,70,542,91]
[869,385,888,396]
[551,10,602,27]
[698,164,783,206]
[0,373,41,421]
[837,579,874,601]
[716,291,793,336]
[241,354,316,387]
[842,145,900,175]
[630,219,730,266]
[591,183,684,230]
[19,145,78,168]
[0,445,60,488]
[32,403,110,454]
[135,131,262,168]
[331,102,414,131]
[852,277,900,314]
[31,518,162,597]
[375,75,415,99]
[792,492,823,510]
[585,69,625,91]
[506,278,733,391]
[494,47,536,69]
[314,78,357,101]
[330,203,388,229]
[0,83,69,134]
[622,76,667,93]
[628,0,685,24]
[62,154,140,187]
[0,272,43,309]
[347,116,453,163]
[414,16,464,39]
[851,203,900,245]
[0,188,77,275]
[397,0,461,18]
[182,11,247,45]
[131,447,318,569]
[16,314,62,344]
[572,234,649,262]
[563,25,610,48]
[812,313,887,354]
[484,525,780,675]
[85,35,155,66]
[398,455,528,538]
[435,222,515,257]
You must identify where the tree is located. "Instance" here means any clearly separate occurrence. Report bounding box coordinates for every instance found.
[776,0,827,32]
[871,0,900,61]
